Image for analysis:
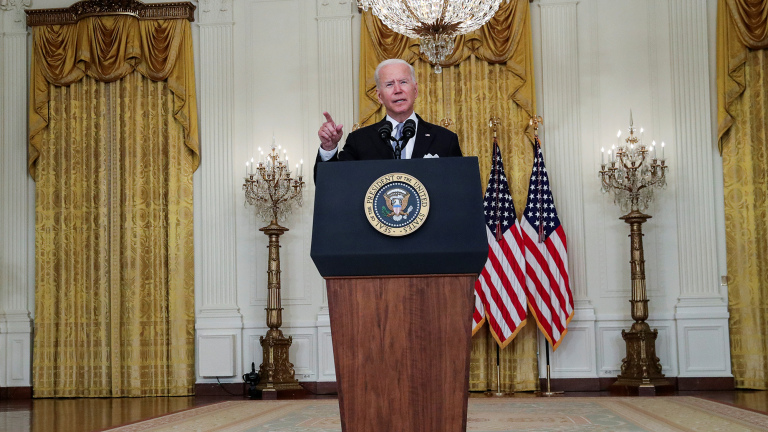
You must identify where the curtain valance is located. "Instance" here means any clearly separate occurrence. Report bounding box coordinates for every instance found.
[29,15,199,178]
[359,0,534,125]
[717,0,768,152]
[726,0,768,48]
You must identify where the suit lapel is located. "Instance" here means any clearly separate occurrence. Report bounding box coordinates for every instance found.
[411,114,434,159]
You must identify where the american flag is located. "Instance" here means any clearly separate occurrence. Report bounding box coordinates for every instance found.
[473,141,528,347]
[520,137,574,350]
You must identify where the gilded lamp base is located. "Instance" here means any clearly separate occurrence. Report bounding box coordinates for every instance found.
[612,322,672,395]
[256,329,303,393]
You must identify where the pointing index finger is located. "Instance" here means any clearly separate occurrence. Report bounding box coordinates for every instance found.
[323,112,335,125]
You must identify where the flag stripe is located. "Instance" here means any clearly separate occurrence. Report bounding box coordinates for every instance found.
[492,232,528,321]
[527,229,567,334]
[479,265,511,338]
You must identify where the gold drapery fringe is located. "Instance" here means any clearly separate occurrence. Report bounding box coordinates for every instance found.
[29,16,199,179]
[359,3,539,390]
[718,0,768,389]
[33,72,196,397]
[470,323,539,392]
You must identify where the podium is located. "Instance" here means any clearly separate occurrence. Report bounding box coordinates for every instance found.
[311,158,487,432]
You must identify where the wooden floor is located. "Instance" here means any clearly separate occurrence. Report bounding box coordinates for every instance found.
[1,390,767,432]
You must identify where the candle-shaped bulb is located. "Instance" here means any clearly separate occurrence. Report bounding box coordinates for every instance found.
[601,147,605,165]
[617,130,622,138]
[661,141,666,159]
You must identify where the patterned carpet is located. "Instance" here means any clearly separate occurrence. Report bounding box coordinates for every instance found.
[105,397,768,431]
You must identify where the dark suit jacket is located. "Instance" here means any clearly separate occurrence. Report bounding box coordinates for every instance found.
[314,114,462,181]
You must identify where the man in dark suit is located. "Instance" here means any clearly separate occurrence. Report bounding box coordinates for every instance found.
[315,59,462,178]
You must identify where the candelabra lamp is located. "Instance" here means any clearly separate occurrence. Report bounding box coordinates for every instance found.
[243,141,305,396]
[598,112,671,394]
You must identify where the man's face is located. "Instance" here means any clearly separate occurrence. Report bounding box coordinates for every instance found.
[376,63,418,121]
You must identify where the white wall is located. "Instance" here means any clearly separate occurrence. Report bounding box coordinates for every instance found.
[0,0,731,389]
[0,0,35,389]
[530,0,730,380]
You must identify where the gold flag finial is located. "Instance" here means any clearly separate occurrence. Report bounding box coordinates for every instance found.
[440,118,455,130]
[529,115,543,134]
[529,115,544,148]
[489,116,501,138]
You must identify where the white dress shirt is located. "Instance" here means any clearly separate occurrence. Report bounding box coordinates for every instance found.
[318,113,419,161]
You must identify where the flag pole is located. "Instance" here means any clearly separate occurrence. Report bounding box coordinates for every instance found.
[536,340,564,397]
[484,344,510,397]
[483,115,513,398]
[529,115,563,397]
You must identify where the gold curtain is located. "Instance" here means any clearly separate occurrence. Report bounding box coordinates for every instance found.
[359,0,539,391]
[29,16,200,179]
[718,0,768,389]
[31,16,197,397]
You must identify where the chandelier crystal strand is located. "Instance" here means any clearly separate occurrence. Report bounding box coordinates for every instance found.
[358,0,506,72]
[598,115,668,213]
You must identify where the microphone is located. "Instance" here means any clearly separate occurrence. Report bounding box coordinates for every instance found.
[400,119,416,142]
[378,122,393,142]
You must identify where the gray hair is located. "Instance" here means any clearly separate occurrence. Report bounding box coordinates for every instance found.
[374,59,416,89]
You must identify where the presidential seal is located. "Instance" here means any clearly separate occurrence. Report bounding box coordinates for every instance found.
[364,173,430,236]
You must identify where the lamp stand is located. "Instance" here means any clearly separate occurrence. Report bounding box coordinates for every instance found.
[256,220,302,396]
[612,210,671,395]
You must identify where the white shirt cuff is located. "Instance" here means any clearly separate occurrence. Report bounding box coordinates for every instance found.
[318,145,338,161]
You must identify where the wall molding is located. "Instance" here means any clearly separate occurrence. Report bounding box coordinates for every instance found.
[1,8,33,389]
[196,1,243,384]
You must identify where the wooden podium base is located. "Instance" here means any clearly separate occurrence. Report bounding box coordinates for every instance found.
[327,274,475,432]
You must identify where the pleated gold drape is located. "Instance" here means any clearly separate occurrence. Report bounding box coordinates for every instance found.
[359,1,539,392]
[718,0,768,389]
[31,16,197,397]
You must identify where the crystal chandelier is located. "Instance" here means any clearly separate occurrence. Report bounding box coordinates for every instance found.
[357,0,506,73]
[599,112,668,212]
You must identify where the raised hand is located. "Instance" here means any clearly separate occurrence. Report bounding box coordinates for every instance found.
[318,112,344,151]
